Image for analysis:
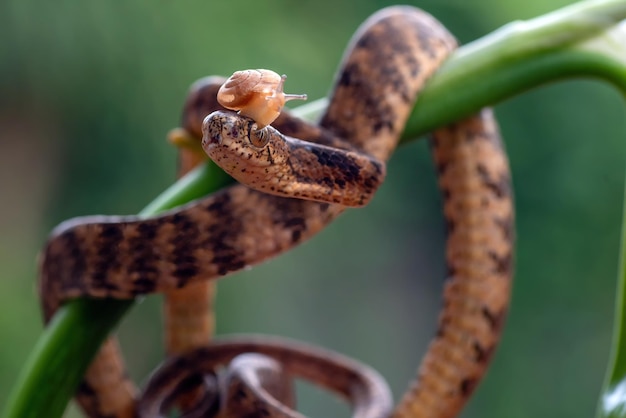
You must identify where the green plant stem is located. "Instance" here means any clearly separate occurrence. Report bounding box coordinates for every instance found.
[600,176,626,418]
[6,300,132,418]
[2,163,236,418]
[598,92,626,416]
[3,0,626,417]
[296,0,626,140]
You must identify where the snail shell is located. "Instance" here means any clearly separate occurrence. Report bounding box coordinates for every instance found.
[217,69,307,128]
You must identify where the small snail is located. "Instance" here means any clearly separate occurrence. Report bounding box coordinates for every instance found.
[217,69,307,128]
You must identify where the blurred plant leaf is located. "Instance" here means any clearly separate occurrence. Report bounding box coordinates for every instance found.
[3,1,626,418]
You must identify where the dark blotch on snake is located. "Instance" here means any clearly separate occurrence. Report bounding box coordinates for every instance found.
[481,306,506,332]
[476,164,511,199]
[62,230,87,292]
[459,378,478,397]
[488,250,513,276]
[472,342,494,363]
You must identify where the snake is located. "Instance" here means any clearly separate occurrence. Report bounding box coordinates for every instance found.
[137,335,392,418]
[38,5,514,418]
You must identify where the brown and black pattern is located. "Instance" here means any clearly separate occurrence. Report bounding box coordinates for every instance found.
[392,109,514,418]
[137,336,392,418]
[203,113,387,207]
[39,5,514,418]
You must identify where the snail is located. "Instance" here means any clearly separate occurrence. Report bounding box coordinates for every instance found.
[217,69,307,128]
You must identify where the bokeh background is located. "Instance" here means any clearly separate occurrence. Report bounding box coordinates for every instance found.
[1,0,625,417]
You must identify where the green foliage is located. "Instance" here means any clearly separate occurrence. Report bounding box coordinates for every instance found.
[0,1,625,417]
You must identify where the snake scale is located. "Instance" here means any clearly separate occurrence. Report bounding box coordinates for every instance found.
[38,6,514,418]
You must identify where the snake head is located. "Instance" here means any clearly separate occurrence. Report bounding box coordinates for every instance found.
[202,110,268,148]
[201,110,290,184]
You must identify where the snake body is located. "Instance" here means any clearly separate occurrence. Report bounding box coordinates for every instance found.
[38,6,514,418]
[138,335,392,418]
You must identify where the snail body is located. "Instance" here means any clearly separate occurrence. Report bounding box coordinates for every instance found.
[217,69,307,128]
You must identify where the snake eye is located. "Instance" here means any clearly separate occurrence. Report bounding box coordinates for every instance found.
[248,126,270,149]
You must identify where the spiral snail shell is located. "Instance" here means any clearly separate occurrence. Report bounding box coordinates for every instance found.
[217,69,307,128]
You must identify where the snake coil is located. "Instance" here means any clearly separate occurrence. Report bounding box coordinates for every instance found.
[38,6,514,418]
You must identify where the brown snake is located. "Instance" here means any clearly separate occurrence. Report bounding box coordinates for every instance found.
[38,6,514,418]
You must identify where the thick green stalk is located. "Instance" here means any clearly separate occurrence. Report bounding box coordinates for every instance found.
[597,97,626,417]
[600,174,626,418]
[300,0,626,139]
[3,0,626,417]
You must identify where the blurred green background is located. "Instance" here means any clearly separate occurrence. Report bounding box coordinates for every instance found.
[1,0,624,417]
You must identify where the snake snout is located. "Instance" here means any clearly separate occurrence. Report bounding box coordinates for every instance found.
[202,112,223,147]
